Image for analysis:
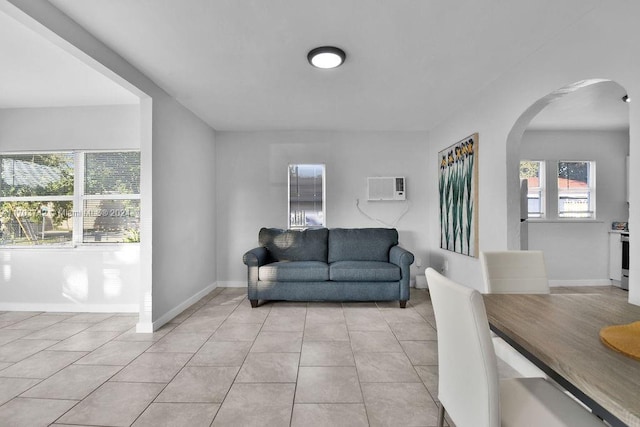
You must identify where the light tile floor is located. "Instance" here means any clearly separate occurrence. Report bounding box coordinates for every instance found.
[0,285,617,426]
[0,288,447,426]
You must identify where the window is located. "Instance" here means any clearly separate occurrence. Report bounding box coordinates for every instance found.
[288,164,325,229]
[83,152,140,243]
[520,160,596,220]
[0,153,74,245]
[0,151,140,246]
[557,161,595,219]
[520,160,545,218]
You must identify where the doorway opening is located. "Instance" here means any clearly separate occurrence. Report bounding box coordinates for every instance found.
[506,79,630,285]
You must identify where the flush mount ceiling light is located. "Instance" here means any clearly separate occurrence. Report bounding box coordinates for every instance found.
[307,46,346,69]
[622,94,631,103]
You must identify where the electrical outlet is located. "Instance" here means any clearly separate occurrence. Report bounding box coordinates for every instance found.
[441,260,449,273]
[416,258,422,268]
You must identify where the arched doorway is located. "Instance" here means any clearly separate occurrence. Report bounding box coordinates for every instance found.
[506,79,630,285]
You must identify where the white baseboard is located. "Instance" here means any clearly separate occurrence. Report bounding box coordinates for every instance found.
[0,303,139,313]
[135,321,154,333]
[151,282,217,331]
[216,281,247,288]
[549,279,612,287]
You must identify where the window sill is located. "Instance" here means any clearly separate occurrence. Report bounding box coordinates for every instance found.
[0,243,140,251]
[526,219,604,224]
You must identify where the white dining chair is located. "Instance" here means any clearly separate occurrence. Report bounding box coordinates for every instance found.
[425,268,604,427]
[480,250,549,294]
[480,250,549,378]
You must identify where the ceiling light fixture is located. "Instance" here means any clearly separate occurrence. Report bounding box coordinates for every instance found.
[622,94,631,103]
[307,46,346,69]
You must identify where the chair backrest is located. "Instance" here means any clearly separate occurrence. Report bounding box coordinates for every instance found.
[480,250,549,294]
[425,268,500,427]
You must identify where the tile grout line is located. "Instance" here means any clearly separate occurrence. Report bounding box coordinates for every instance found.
[288,301,308,427]
[128,288,243,426]
[208,294,268,426]
[0,288,452,426]
[0,313,130,414]
[11,314,135,425]
[55,287,227,427]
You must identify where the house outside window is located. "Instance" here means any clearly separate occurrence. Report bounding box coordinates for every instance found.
[288,164,325,229]
[557,160,595,219]
[520,160,545,219]
[0,151,140,246]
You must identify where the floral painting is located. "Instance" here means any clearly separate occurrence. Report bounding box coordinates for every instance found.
[439,133,478,257]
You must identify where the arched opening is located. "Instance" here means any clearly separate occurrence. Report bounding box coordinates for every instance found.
[506,79,630,286]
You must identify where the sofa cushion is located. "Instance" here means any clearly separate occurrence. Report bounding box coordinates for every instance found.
[329,261,401,282]
[259,228,328,262]
[328,228,398,263]
[259,261,330,282]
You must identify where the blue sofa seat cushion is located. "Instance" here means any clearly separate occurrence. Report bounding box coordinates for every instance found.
[259,261,330,282]
[328,228,398,263]
[259,228,328,262]
[329,261,401,282]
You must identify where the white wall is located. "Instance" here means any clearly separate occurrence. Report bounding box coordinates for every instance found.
[0,247,139,311]
[426,1,640,304]
[9,0,640,317]
[4,1,218,329]
[150,99,217,324]
[0,105,139,149]
[0,104,141,312]
[521,130,628,283]
[215,130,429,285]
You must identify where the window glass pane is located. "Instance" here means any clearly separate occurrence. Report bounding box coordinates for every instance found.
[0,201,73,246]
[82,199,140,243]
[558,161,589,190]
[520,160,544,218]
[558,194,592,218]
[527,191,542,219]
[557,161,594,218]
[289,164,325,228]
[1,153,73,197]
[85,152,140,195]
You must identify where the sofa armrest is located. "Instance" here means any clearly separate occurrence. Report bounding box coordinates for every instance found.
[390,246,415,302]
[243,247,271,267]
[243,247,271,302]
[390,245,414,268]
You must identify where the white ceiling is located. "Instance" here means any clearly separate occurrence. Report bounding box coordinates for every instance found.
[0,10,138,108]
[2,0,629,132]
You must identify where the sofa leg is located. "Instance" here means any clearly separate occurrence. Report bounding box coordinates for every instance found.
[399,300,407,309]
[250,299,258,308]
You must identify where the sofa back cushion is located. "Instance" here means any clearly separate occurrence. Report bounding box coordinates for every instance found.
[328,228,398,263]
[259,228,328,262]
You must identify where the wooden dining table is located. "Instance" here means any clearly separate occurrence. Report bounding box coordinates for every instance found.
[483,291,640,427]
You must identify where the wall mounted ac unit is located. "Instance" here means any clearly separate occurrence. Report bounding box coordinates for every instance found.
[367,177,406,201]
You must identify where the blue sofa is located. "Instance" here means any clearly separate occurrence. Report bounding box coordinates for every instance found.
[242,227,414,308]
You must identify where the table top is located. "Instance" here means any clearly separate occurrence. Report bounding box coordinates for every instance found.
[483,292,640,427]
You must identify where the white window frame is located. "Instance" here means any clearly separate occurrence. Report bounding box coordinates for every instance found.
[0,151,75,246]
[79,150,140,245]
[0,150,140,247]
[557,160,596,219]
